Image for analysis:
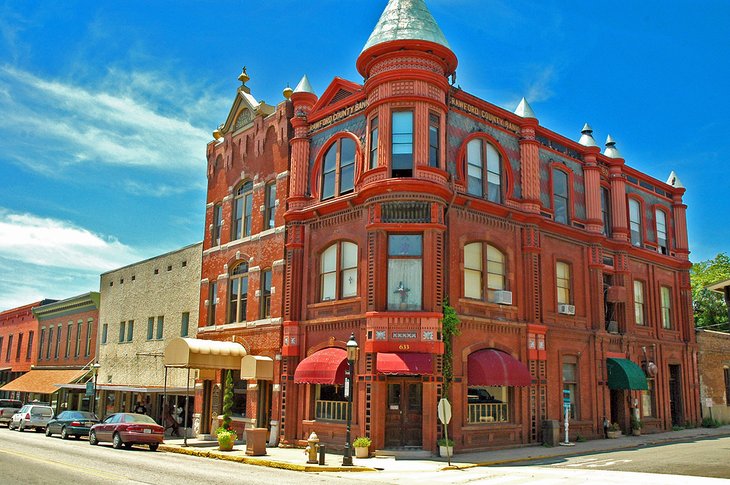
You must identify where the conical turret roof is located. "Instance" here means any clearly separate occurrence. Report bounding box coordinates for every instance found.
[362,0,450,53]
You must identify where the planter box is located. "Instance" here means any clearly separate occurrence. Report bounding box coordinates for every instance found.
[439,445,453,457]
[606,430,622,439]
[355,446,369,458]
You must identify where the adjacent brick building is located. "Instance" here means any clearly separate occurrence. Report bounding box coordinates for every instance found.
[697,329,730,423]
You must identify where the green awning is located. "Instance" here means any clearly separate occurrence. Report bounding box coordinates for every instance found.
[606,358,648,390]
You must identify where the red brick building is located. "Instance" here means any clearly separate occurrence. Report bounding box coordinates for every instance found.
[199,0,699,452]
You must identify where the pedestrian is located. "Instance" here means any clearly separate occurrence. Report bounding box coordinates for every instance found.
[603,416,610,439]
[163,402,180,437]
[134,401,147,414]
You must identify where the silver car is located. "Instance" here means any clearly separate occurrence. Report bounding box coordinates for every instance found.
[9,404,54,432]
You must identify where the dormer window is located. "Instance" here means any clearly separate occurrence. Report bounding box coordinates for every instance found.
[392,111,413,177]
[322,138,355,200]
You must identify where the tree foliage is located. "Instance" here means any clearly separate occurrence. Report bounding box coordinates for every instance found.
[222,369,234,430]
[691,253,730,329]
[441,299,461,394]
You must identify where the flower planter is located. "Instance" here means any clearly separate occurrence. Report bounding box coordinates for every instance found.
[218,440,234,451]
[631,428,641,436]
[439,445,453,457]
[606,430,622,439]
[355,446,369,458]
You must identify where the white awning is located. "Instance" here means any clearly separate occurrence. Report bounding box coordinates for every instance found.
[163,337,246,370]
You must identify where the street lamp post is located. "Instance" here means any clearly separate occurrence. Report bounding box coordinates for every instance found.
[342,333,359,466]
[91,363,101,415]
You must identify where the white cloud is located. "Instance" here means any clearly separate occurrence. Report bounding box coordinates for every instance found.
[524,65,557,103]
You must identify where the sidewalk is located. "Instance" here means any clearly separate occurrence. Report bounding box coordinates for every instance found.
[158,425,730,473]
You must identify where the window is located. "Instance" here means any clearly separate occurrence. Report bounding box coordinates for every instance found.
[26,331,33,360]
[46,326,53,359]
[321,138,355,200]
[264,182,277,229]
[55,325,62,359]
[126,320,134,342]
[661,286,672,329]
[320,241,358,301]
[369,116,379,169]
[634,280,645,326]
[629,198,642,247]
[387,234,422,311]
[466,138,502,203]
[5,335,12,362]
[101,323,108,345]
[147,317,154,340]
[314,384,348,421]
[260,269,272,318]
[601,187,611,236]
[65,323,72,357]
[556,261,572,305]
[428,113,440,167]
[75,321,83,356]
[156,316,164,340]
[119,321,126,343]
[642,379,655,417]
[232,181,253,240]
[656,209,668,254]
[467,386,510,423]
[208,282,218,326]
[212,203,223,246]
[0,336,3,360]
[181,312,190,337]
[228,263,249,323]
[464,243,506,302]
[15,333,23,360]
[552,169,569,224]
[38,329,44,360]
[562,358,578,419]
[725,368,730,406]
[391,111,413,177]
[85,320,92,357]
[229,370,247,417]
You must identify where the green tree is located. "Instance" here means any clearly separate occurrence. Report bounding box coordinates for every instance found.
[691,253,730,329]
[441,299,461,395]
[222,370,234,430]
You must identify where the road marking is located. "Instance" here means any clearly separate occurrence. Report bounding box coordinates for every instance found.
[557,457,633,468]
[0,447,125,481]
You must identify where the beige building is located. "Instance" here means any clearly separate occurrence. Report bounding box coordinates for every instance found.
[97,242,202,427]
[697,329,730,423]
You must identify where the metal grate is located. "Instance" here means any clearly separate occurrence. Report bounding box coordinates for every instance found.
[381,202,431,223]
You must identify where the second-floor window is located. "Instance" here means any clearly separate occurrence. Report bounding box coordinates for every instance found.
[322,138,355,200]
[629,198,642,247]
[369,116,379,169]
[392,111,413,177]
[55,325,61,359]
[601,187,612,236]
[6,335,12,362]
[264,182,277,230]
[260,269,272,318]
[15,333,23,361]
[387,234,422,311]
[656,209,668,254]
[156,316,164,340]
[661,286,672,329]
[228,263,249,323]
[38,329,44,359]
[428,113,440,167]
[208,282,217,326]
[552,169,569,224]
[466,139,502,203]
[464,242,506,303]
[26,331,33,360]
[233,181,253,240]
[212,203,223,246]
[75,322,83,357]
[181,312,190,337]
[320,241,358,302]
[634,280,645,325]
[147,317,155,340]
[556,261,572,305]
[101,323,108,345]
[65,323,73,357]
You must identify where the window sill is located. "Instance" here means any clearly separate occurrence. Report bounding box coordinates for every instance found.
[310,297,362,309]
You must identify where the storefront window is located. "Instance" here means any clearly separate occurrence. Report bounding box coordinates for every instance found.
[387,235,422,311]
[562,359,578,419]
[230,370,246,418]
[314,384,348,421]
[466,386,510,423]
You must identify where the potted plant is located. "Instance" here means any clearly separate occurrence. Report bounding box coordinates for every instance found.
[217,370,237,451]
[438,437,454,457]
[606,422,622,439]
[631,416,643,436]
[353,436,371,458]
[216,426,237,451]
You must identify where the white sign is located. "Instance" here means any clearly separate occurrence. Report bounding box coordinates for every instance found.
[705,397,713,408]
[344,378,350,398]
[437,398,452,425]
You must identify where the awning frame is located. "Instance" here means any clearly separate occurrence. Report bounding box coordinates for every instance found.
[606,358,648,390]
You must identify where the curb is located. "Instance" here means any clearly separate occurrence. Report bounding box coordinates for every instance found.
[158,445,377,473]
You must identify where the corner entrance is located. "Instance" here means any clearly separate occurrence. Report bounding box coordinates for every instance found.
[384,379,422,448]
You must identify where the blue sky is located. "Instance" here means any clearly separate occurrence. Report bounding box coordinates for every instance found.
[1,0,728,311]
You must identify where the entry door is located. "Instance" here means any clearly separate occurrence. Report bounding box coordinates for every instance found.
[668,365,683,426]
[384,379,422,448]
[256,381,272,430]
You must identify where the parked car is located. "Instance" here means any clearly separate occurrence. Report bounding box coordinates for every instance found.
[0,399,23,427]
[45,411,100,439]
[89,413,164,451]
[9,404,54,432]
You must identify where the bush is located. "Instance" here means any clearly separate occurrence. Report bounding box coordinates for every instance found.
[353,436,371,448]
[631,416,643,430]
[608,422,621,432]
[222,370,233,431]
[437,438,454,447]
[216,426,237,447]
[576,435,587,443]
[702,416,720,428]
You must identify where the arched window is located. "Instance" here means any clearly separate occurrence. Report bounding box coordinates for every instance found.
[233,181,253,240]
[320,242,358,301]
[464,243,506,303]
[228,262,249,323]
[466,139,502,203]
[322,138,355,200]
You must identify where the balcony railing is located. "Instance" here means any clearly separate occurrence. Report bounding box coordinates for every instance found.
[315,400,350,421]
[467,402,509,424]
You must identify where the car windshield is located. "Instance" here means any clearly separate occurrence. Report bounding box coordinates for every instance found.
[31,407,53,416]
[124,414,156,424]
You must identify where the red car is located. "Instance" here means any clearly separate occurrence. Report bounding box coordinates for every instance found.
[89,413,164,451]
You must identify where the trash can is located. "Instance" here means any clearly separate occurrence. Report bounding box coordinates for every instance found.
[542,419,560,447]
[245,428,268,456]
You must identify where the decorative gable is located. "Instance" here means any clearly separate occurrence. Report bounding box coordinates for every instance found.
[217,68,275,137]
[310,77,363,114]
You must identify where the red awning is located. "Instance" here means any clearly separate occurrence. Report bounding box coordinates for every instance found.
[377,353,433,375]
[293,348,347,385]
[468,349,532,387]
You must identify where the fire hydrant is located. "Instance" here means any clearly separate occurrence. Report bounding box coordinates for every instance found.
[304,431,320,464]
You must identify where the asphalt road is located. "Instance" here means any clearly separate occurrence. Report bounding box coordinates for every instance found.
[0,426,372,485]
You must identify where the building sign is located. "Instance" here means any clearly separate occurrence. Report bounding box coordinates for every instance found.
[308,100,368,134]
[450,97,520,134]
[392,331,417,340]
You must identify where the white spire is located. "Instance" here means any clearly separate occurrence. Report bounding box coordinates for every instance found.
[603,134,622,159]
[293,75,315,95]
[514,98,536,119]
[578,123,598,147]
[666,171,685,189]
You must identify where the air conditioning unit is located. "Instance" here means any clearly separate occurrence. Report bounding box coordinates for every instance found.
[493,290,513,305]
[606,321,619,334]
[558,304,575,315]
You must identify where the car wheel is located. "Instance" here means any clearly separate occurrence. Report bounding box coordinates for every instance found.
[45,427,52,437]
[61,427,68,440]
[89,430,98,446]
[149,443,159,452]
[8,422,13,430]
[112,432,123,449]
[75,435,80,439]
